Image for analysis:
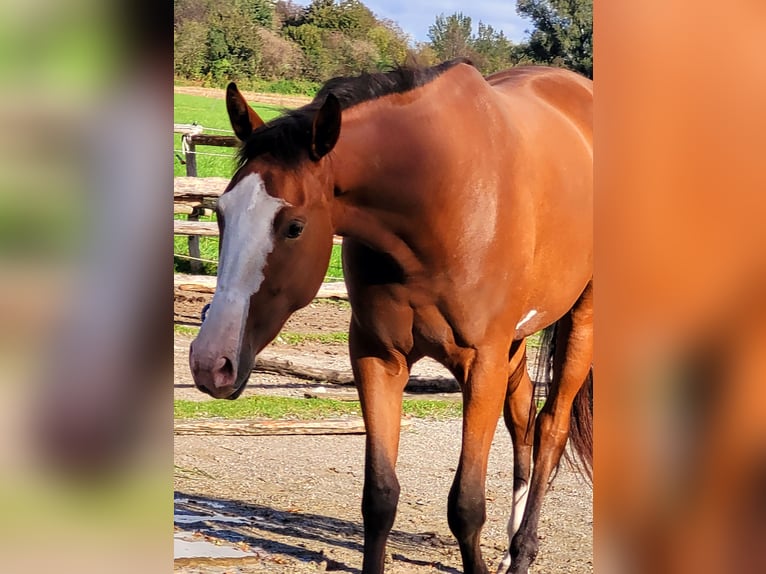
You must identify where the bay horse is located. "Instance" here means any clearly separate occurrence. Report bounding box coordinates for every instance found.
[189,58,593,574]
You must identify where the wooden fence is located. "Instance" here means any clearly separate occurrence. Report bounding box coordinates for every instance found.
[175,124,238,272]
[173,125,342,277]
[173,175,344,241]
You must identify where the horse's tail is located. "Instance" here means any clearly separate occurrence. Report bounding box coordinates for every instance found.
[532,322,593,482]
[568,366,593,482]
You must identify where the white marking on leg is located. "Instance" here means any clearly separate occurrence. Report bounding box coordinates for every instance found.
[208,173,288,316]
[497,551,512,574]
[515,309,537,330]
[496,482,529,574]
[510,482,529,535]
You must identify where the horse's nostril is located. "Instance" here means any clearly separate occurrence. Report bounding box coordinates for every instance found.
[212,356,235,389]
[216,356,233,375]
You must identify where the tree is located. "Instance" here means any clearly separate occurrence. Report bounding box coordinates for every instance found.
[274,0,306,27]
[305,0,376,40]
[471,22,512,74]
[242,0,277,29]
[516,0,592,78]
[406,42,439,68]
[174,19,209,79]
[204,0,263,83]
[367,20,409,70]
[256,27,306,80]
[285,23,329,80]
[428,13,474,61]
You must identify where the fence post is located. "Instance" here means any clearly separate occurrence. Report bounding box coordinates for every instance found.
[183,134,202,273]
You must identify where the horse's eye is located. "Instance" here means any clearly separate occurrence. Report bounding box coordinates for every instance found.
[285,220,305,239]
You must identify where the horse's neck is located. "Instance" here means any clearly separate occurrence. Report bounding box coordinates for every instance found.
[328,102,437,277]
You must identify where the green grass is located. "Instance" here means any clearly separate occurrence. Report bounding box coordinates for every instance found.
[174,325,347,344]
[326,243,344,279]
[526,330,543,348]
[174,93,284,178]
[174,233,343,279]
[275,331,349,345]
[174,396,462,420]
[174,324,200,336]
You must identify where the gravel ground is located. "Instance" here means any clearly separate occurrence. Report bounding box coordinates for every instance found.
[174,292,592,573]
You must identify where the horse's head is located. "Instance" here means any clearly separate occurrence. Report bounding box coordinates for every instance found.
[189,83,341,399]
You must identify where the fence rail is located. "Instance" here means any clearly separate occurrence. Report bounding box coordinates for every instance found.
[174,122,235,272]
[173,176,342,244]
[173,126,344,277]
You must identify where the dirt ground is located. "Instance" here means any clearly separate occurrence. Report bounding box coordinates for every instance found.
[174,289,593,573]
[174,85,312,109]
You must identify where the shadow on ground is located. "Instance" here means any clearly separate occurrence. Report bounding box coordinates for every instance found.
[174,491,461,573]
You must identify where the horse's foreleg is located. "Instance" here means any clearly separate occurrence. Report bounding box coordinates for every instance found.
[448,349,509,574]
[351,326,410,574]
[510,283,593,574]
[497,341,535,574]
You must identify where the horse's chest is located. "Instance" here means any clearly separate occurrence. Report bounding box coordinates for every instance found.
[410,304,480,366]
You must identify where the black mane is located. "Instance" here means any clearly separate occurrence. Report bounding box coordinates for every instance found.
[237,58,474,167]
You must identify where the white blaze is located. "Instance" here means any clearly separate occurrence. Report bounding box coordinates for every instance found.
[209,173,288,313]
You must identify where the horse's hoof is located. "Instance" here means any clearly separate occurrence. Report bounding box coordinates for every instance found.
[496,552,511,574]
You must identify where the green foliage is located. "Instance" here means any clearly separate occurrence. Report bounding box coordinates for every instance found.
[254,27,304,80]
[425,5,592,77]
[516,0,593,78]
[204,0,264,82]
[243,0,276,28]
[305,0,376,40]
[174,19,209,80]
[174,0,593,88]
[367,23,409,69]
[426,12,533,75]
[472,22,513,74]
[428,12,473,61]
[285,23,331,80]
[176,0,409,87]
[248,77,320,96]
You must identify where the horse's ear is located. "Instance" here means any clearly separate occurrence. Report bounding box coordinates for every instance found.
[310,93,341,160]
[226,82,265,141]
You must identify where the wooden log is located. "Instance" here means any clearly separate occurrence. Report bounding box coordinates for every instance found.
[174,203,198,215]
[253,358,458,392]
[174,177,229,201]
[173,273,349,299]
[175,204,216,216]
[255,357,355,385]
[188,206,202,273]
[174,123,204,135]
[183,140,198,178]
[174,220,220,236]
[187,134,239,147]
[174,417,413,436]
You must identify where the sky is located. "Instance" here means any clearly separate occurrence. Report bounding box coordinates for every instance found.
[292,1,533,44]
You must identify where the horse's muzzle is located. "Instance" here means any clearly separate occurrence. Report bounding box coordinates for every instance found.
[189,343,240,399]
